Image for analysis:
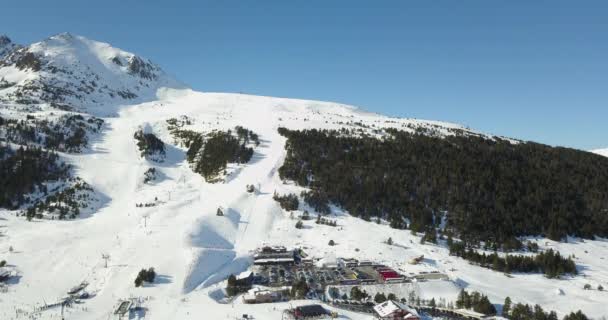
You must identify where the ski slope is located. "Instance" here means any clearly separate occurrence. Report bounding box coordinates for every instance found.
[1,89,606,319]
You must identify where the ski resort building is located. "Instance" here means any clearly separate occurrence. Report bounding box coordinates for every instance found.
[253,246,295,265]
[242,287,288,304]
[338,258,359,268]
[375,267,405,282]
[373,300,420,320]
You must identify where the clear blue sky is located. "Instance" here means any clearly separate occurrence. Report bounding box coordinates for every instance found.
[2,1,607,149]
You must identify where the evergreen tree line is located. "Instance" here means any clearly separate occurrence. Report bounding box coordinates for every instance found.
[449,241,577,277]
[277,128,608,247]
[26,178,94,220]
[290,278,309,298]
[0,145,70,209]
[273,192,299,211]
[345,286,434,309]
[349,286,369,301]
[134,129,166,160]
[170,127,257,182]
[301,190,331,215]
[316,214,337,227]
[455,289,497,315]
[502,296,588,320]
[0,114,103,153]
[235,126,260,146]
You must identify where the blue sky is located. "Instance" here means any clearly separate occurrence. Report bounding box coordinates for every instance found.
[2,1,607,149]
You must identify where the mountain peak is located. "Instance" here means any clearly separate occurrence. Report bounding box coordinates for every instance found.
[0,33,184,115]
[0,34,19,59]
[52,31,75,39]
[42,32,90,46]
[0,35,12,46]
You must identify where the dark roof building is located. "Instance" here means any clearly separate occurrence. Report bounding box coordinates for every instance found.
[294,304,328,319]
[253,246,295,265]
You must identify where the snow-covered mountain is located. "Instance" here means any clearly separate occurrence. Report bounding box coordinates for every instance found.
[0,34,606,320]
[0,33,183,116]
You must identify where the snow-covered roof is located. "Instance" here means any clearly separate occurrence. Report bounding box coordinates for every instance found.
[373,300,418,317]
[455,308,486,318]
[316,252,338,268]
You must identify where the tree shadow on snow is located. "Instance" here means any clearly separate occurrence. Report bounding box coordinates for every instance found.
[422,257,437,266]
[151,142,186,169]
[76,188,112,220]
[453,277,469,289]
[129,306,147,320]
[188,222,235,250]
[201,255,253,289]
[5,274,22,286]
[154,274,173,285]
[80,121,112,156]
[224,207,243,229]
[247,151,267,166]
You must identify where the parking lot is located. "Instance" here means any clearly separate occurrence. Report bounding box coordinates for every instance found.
[252,263,417,291]
[253,264,342,290]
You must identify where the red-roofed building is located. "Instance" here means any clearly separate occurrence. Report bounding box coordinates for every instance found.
[376,268,405,281]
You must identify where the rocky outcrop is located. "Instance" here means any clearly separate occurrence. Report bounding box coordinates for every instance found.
[0,35,20,58]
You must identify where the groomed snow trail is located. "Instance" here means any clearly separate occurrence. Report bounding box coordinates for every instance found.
[69,93,291,319]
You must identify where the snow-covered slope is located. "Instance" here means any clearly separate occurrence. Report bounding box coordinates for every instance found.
[592,148,608,157]
[0,33,183,116]
[0,34,606,320]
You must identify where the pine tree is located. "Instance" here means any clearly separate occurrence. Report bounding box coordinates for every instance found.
[562,310,589,320]
[456,289,468,309]
[374,292,387,303]
[503,296,512,316]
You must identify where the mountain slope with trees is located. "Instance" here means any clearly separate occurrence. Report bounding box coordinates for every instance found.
[278,128,608,247]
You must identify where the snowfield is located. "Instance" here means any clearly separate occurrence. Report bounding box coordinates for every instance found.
[0,34,607,319]
[592,148,608,158]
